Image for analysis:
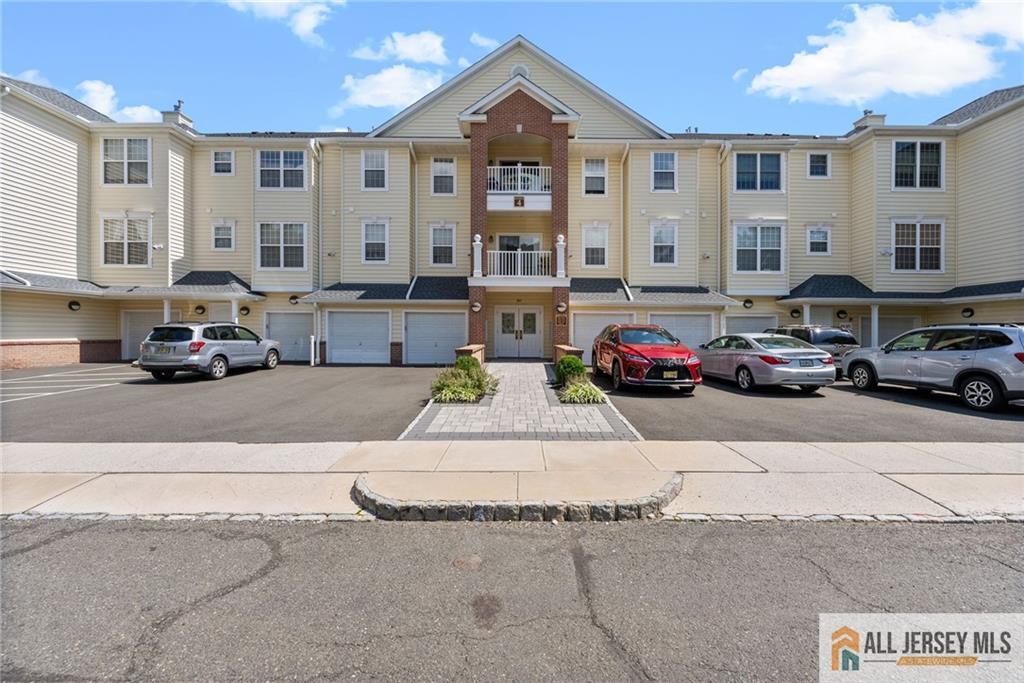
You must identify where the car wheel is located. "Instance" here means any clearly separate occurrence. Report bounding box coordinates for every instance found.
[209,356,228,380]
[611,359,624,391]
[591,352,602,377]
[150,370,175,381]
[849,363,877,390]
[959,375,1005,412]
[736,366,755,392]
[798,385,819,394]
[264,350,279,369]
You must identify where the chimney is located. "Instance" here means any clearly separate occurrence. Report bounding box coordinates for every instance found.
[853,108,885,129]
[161,99,193,129]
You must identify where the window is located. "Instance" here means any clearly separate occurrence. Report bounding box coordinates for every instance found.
[583,158,607,196]
[362,219,388,263]
[102,215,150,266]
[806,226,831,255]
[735,224,783,272]
[234,327,259,342]
[430,223,454,266]
[582,223,608,267]
[887,330,935,352]
[212,150,234,175]
[929,330,976,352]
[259,150,305,189]
[431,157,455,195]
[258,222,306,269]
[650,220,677,265]
[892,220,943,272]
[893,141,943,189]
[362,150,388,190]
[103,138,150,185]
[651,152,676,192]
[807,152,830,178]
[977,331,1013,349]
[212,221,235,251]
[735,152,783,191]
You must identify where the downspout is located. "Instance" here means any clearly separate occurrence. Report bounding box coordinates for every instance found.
[717,142,732,294]
[619,143,629,284]
[410,141,418,288]
[315,140,323,291]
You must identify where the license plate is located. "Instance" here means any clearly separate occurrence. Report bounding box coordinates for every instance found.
[799,360,813,367]
[158,346,172,354]
[663,370,678,379]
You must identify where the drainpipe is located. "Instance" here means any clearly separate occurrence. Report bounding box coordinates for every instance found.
[802,303,811,325]
[410,142,418,284]
[316,140,323,291]
[619,143,629,283]
[717,142,732,294]
[162,299,171,323]
[870,304,879,347]
[231,298,239,324]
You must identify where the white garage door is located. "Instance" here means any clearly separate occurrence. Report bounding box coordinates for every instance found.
[649,314,713,350]
[327,311,390,364]
[405,312,467,365]
[123,309,178,360]
[265,312,313,362]
[725,315,777,334]
[573,312,634,364]
[860,316,919,347]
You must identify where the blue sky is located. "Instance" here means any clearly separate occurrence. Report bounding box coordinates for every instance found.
[3,1,1021,135]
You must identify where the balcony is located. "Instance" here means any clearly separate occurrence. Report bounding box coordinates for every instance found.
[471,235,566,287]
[486,166,552,212]
[487,250,552,277]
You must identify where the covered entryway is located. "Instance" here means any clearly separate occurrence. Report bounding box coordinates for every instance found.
[494,305,543,358]
[265,312,313,362]
[122,309,179,360]
[327,311,390,364]
[860,315,920,347]
[725,315,777,335]
[405,312,467,365]
[572,312,634,364]
[649,313,713,350]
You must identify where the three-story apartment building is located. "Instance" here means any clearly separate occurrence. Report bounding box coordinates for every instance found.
[2,36,1022,368]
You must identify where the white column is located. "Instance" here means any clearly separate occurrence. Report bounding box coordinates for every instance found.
[802,303,811,325]
[555,234,566,279]
[162,299,171,323]
[231,299,239,324]
[870,304,879,347]
[472,234,483,277]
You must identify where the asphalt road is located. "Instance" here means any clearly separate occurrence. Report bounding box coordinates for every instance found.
[2,520,1021,681]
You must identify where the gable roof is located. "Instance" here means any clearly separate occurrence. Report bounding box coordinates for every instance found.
[457,75,580,136]
[369,35,670,139]
[932,85,1024,125]
[1,76,114,123]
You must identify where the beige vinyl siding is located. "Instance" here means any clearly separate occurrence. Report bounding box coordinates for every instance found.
[191,146,255,281]
[321,145,342,284]
[923,301,1024,324]
[567,152,621,277]
[486,214,552,249]
[387,45,651,139]
[416,150,471,275]
[626,147,699,286]
[340,146,411,284]
[0,95,91,279]
[167,137,190,283]
[622,153,631,283]
[954,105,1024,286]
[849,138,875,284]
[697,147,720,289]
[724,149,788,294]
[310,147,321,289]
[488,138,551,165]
[253,145,314,291]
[0,291,118,340]
[788,147,850,288]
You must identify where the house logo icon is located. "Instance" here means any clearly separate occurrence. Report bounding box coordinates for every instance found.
[831,626,860,671]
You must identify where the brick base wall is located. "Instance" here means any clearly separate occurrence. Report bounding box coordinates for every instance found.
[0,339,121,369]
[319,341,327,365]
[390,342,403,366]
[469,286,487,345]
[553,288,570,346]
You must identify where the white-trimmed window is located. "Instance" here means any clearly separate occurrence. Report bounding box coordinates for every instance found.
[430,222,455,266]
[893,140,943,189]
[362,219,389,263]
[431,157,455,195]
[807,152,830,178]
[735,152,783,191]
[734,223,784,272]
[892,220,943,272]
[258,222,306,269]
[103,138,150,185]
[102,214,151,266]
[650,220,678,265]
[583,158,607,196]
[362,150,388,191]
[582,223,609,267]
[212,221,235,251]
[651,152,677,192]
[259,150,305,189]
[212,150,234,176]
[806,226,831,255]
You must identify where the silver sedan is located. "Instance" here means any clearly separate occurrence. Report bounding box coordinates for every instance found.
[696,333,837,393]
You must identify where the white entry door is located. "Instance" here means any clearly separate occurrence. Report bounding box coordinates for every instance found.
[493,305,543,358]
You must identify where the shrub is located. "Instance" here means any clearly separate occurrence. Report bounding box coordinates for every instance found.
[434,384,481,403]
[454,355,481,373]
[430,362,499,403]
[559,379,605,404]
[555,355,587,386]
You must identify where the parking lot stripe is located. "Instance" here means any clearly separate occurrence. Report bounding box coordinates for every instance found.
[0,366,128,381]
[0,384,118,404]
[4,377,140,383]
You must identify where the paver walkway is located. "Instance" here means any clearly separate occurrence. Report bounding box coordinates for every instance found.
[401,362,638,440]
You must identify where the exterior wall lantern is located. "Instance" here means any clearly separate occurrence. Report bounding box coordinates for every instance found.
[68,300,81,312]
[470,302,482,313]
[194,304,206,315]
[790,308,801,318]
[836,309,849,320]
[239,306,250,316]
[961,307,975,319]
[289,296,299,305]
[556,302,568,313]
[742,299,754,309]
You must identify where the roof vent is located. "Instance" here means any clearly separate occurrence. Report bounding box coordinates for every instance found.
[510,63,530,79]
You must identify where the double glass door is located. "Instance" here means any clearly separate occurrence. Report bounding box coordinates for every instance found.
[494,305,543,358]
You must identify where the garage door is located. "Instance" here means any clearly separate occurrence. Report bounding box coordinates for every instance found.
[123,309,179,360]
[725,315,777,334]
[405,312,467,365]
[649,314,713,350]
[265,312,313,362]
[860,316,919,347]
[327,311,390,364]
[573,312,634,364]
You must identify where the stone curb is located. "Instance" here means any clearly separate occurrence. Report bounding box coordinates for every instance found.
[350,472,684,522]
[663,513,1024,524]
[0,512,374,523]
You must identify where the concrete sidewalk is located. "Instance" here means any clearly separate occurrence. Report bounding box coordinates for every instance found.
[1,440,1021,519]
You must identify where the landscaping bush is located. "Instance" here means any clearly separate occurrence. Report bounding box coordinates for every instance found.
[454,355,481,373]
[559,378,606,404]
[555,354,587,386]
[430,361,498,403]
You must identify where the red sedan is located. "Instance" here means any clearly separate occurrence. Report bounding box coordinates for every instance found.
[591,324,703,393]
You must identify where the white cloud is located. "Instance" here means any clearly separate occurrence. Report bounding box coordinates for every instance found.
[4,69,51,86]
[76,80,161,123]
[224,0,344,47]
[749,2,1023,106]
[352,31,448,65]
[457,56,471,68]
[329,64,443,116]
[469,32,498,50]
[731,68,748,82]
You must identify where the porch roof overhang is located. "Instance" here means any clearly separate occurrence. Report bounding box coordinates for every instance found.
[457,75,581,137]
[778,274,1024,306]
[568,278,739,307]
[0,269,265,301]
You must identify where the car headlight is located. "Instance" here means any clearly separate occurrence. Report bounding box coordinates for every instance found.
[622,352,648,363]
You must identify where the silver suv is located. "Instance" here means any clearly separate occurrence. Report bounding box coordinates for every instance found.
[841,323,1024,411]
[138,321,281,381]
[765,325,860,378]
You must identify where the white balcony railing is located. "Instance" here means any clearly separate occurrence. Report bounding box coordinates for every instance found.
[487,166,551,194]
[487,250,552,277]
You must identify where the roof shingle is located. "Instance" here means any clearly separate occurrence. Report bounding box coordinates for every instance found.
[1,77,113,123]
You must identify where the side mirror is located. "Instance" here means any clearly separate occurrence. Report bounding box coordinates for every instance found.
[882,345,892,354]
[698,343,706,349]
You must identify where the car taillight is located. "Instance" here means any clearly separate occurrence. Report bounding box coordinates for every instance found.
[758,355,790,365]
[1015,352,1024,364]
[821,357,834,365]
[188,341,205,353]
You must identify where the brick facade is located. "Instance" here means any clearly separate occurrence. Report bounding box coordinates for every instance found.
[0,339,121,369]
[468,285,487,346]
[552,287,570,346]
[390,342,403,366]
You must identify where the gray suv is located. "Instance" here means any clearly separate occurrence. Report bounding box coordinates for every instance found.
[841,323,1024,411]
[138,321,281,381]
[765,325,860,378]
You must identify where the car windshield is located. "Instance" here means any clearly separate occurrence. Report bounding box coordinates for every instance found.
[147,327,193,343]
[620,328,677,345]
[756,336,816,350]
[813,330,858,345]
